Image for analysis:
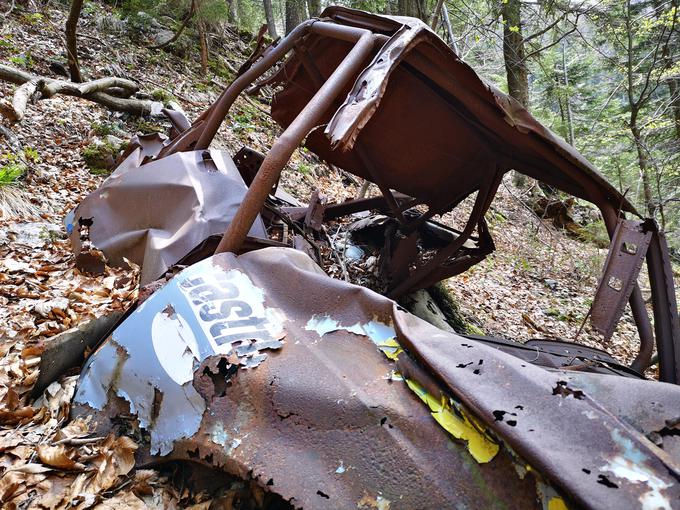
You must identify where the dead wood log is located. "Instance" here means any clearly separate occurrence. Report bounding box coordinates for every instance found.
[0,64,154,120]
[9,79,41,122]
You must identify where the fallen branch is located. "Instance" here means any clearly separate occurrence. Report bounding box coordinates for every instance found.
[10,79,41,122]
[0,64,154,120]
[0,124,22,153]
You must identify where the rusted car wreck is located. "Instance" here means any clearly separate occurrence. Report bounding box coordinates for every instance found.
[66,7,680,510]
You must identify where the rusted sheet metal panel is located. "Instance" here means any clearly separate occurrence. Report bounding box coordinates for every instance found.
[396,310,680,510]
[73,248,541,509]
[591,219,653,339]
[270,7,636,215]
[67,148,267,285]
[73,248,680,509]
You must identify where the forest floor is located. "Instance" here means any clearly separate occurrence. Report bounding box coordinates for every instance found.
[0,3,666,509]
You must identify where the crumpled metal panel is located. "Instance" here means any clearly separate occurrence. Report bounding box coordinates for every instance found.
[270,7,636,214]
[67,148,267,285]
[73,247,680,510]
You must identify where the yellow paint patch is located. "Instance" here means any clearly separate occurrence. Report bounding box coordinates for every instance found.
[377,338,403,360]
[547,497,568,510]
[404,379,499,463]
[376,339,499,464]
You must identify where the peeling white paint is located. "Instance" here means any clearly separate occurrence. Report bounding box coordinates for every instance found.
[305,315,395,345]
[601,429,673,510]
[152,308,201,385]
[211,422,229,446]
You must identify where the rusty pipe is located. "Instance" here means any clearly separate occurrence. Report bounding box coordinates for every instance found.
[194,19,317,151]
[215,30,377,254]
[195,21,381,151]
[600,204,655,372]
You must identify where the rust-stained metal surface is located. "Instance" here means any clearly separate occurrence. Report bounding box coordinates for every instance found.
[73,247,680,509]
[270,8,633,214]
[67,145,267,285]
[67,6,680,376]
[591,219,653,340]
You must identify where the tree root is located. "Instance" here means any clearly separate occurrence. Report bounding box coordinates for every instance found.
[0,64,158,122]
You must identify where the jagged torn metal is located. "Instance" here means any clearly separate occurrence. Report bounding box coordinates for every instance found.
[74,257,286,456]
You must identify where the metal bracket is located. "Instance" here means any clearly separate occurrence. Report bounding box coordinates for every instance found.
[591,219,653,339]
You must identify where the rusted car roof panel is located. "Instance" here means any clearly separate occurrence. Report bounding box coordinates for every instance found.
[73,248,680,509]
[270,7,635,213]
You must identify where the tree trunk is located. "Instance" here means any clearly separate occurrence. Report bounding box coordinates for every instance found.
[501,0,529,187]
[263,0,278,38]
[226,0,238,24]
[65,0,84,83]
[285,0,305,35]
[669,78,680,141]
[198,21,209,75]
[398,0,423,18]
[501,0,529,108]
[652,0,680,141]
[430,0,445,30]
[441,4,458,53]
[631,122,656,218]
[306,0,320,18]
[561,43,575,145]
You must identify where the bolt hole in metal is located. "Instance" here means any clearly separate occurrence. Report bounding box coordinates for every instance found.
[607,276,623,292]
[622,242,638,255]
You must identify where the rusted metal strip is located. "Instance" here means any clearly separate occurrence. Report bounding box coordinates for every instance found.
[388,166,502,297]
[591,219,653,341]
[599,205,656,373]
[647,229,680,383]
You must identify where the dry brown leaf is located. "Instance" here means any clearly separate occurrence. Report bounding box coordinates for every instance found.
[55,417,91,441]
[0,435,22,453]
[7,463,53,474]
[0,406,36,425]
[88,435,138,494]
[93,491,147,509]
[0,471,24,503]
[184,502,212,510]
[37,444,84,470]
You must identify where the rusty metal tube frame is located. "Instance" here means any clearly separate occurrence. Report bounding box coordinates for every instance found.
[215,28,378,254]
[646,230,680,383]
[194,19,316,151]
[192,21,381,152]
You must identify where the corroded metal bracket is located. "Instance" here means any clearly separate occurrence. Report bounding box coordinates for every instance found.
[591,219,653,340]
